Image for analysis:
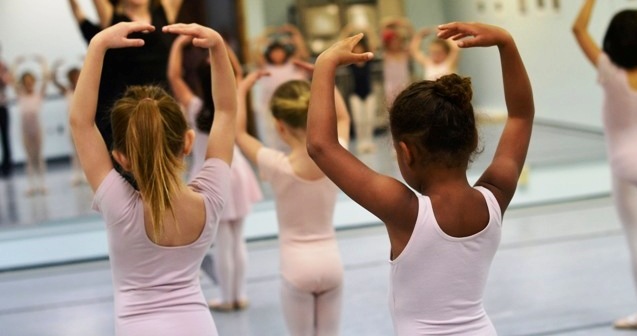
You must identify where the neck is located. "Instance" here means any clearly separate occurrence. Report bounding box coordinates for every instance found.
[416,166,471,195]
[122,2,149,20]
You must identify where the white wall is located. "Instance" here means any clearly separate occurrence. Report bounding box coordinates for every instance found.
[441,0,634,129]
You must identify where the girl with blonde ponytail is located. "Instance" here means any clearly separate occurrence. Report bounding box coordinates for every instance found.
[69,22,236,336]
[235,71,350,335]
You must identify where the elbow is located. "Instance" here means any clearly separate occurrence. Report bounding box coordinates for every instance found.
[306,137,331,161]
[571,24,584,36]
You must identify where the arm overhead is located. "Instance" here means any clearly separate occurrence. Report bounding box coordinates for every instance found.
[51,60,66,96]
[164,24,237,165]
[167,35,195,107]
[438,22,534,212]
[91,0,114,28]
[409,28,432,65]
[235,71,269,164]
[572,0,602,66]
[70,22,154,191]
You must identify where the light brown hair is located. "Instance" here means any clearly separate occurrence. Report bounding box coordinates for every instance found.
[111,86,188,241]
[270,80,311,129]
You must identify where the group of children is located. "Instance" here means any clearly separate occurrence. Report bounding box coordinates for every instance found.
[60,0,637,335]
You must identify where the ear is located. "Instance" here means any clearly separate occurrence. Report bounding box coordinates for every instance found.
[111,150,131,171]
[183,129,195,156]
[397,141,415,167]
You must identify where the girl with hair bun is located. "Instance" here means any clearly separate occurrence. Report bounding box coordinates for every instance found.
[572,0,637,329]
[308,22,534,335]
[235,72,351,335]
[70,22,236,335]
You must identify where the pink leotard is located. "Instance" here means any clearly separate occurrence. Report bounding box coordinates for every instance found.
[18,93,43,139]
[389,187,501,335]
[598,53,637,184]
[257,147,343,293]
[383,55,410,105]
[93,159,231,336]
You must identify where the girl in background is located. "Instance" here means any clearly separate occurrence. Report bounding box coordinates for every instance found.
[52,59,85,185]
[236,72,350,335]
[341,24,379,154]
[308,23,533,335]
[252,24,309,149]
[572,0,637,329]
[168,34,262,312]
[410,27,460,81]
[71,21,236,335]
[381,17,413,106]
[11,55,49,196]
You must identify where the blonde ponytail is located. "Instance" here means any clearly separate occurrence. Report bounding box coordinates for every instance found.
[111,86,188,241]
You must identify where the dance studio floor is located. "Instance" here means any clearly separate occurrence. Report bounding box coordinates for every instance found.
[1,196,636,336]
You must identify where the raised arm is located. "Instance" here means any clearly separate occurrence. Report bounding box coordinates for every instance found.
[34,55,50,97]
[10,56,26,94]
[167,35,195,107]
[282,24,310,61]
[51,59,66,95]
[91,0,114,28]
[307,34,418,243]
[439,22,534,212]
[160,0,184,24]
[164,24,237,165]
[409,28,432,65]
[70,22,154,191]
[226,42,244,83]
[68,0,101,43]
[235,71,269,164]
[572,0,601,66]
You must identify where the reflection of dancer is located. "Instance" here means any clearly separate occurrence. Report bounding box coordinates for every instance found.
[52,60,85,185]
[0,46,12,178]
[168,35,262,312]
[410,27,460,81]
[67,0,101,44]
[308,24,533,335]
[11,56,49,196]
[253,24,309,149]
[71,22,236,335]
[341,25,378,154]
[237,72,350,335]
[381,18,412,106]
[572,0,637,329]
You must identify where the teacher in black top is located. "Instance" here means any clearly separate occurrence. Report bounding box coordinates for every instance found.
[75,0,184,148]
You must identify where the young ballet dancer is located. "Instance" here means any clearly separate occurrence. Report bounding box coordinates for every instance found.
[381,17,413,106]
[308,22,534,335]
[236,71,350,335]
[410,27,460,80]
[70,21,236,335]
[168,34,262,312]
[253,24,309,149]
[11,55,50,196]
[52,60,85,185]
[572,0,637,329]
[340,24,378,154]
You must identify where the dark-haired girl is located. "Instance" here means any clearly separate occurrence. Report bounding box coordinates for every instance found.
[572,0,637,329]
[252,25,309,149]
[308,22,533,335]
[168,34,261,312]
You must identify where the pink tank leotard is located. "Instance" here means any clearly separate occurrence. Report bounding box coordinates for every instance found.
[92,159,231,336]
[598,53,637,184]
[389,187,501,336]
[423,59,454,81]
[383,55,410,105]
[257,147,343,293]
[186,97,262,221]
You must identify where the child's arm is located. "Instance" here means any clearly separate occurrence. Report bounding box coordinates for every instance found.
[235,71,269,164]
[446,37,461,68]
[226,42,244,83]
[164,24,237,165]
[409,28,432,65]
[90,0,114,29]
[572,0,601,66]
[10,56,26,94]
[51,59,66,96]
[307,34,419,237]
[34,55,50,97]
[70,22,154,191]
[334,87,350,144]
[167,35,195,108]
[439,23,534,212]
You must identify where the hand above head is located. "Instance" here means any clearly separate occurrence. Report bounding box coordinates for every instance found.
[437,22,511,48]
[417,27,433,36]
[163,23,223,49]
[316,33,374,67]
[92,22,155,50]
[238,70,270,94]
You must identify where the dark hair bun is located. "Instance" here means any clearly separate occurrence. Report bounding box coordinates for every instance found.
[433,74,473,108]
